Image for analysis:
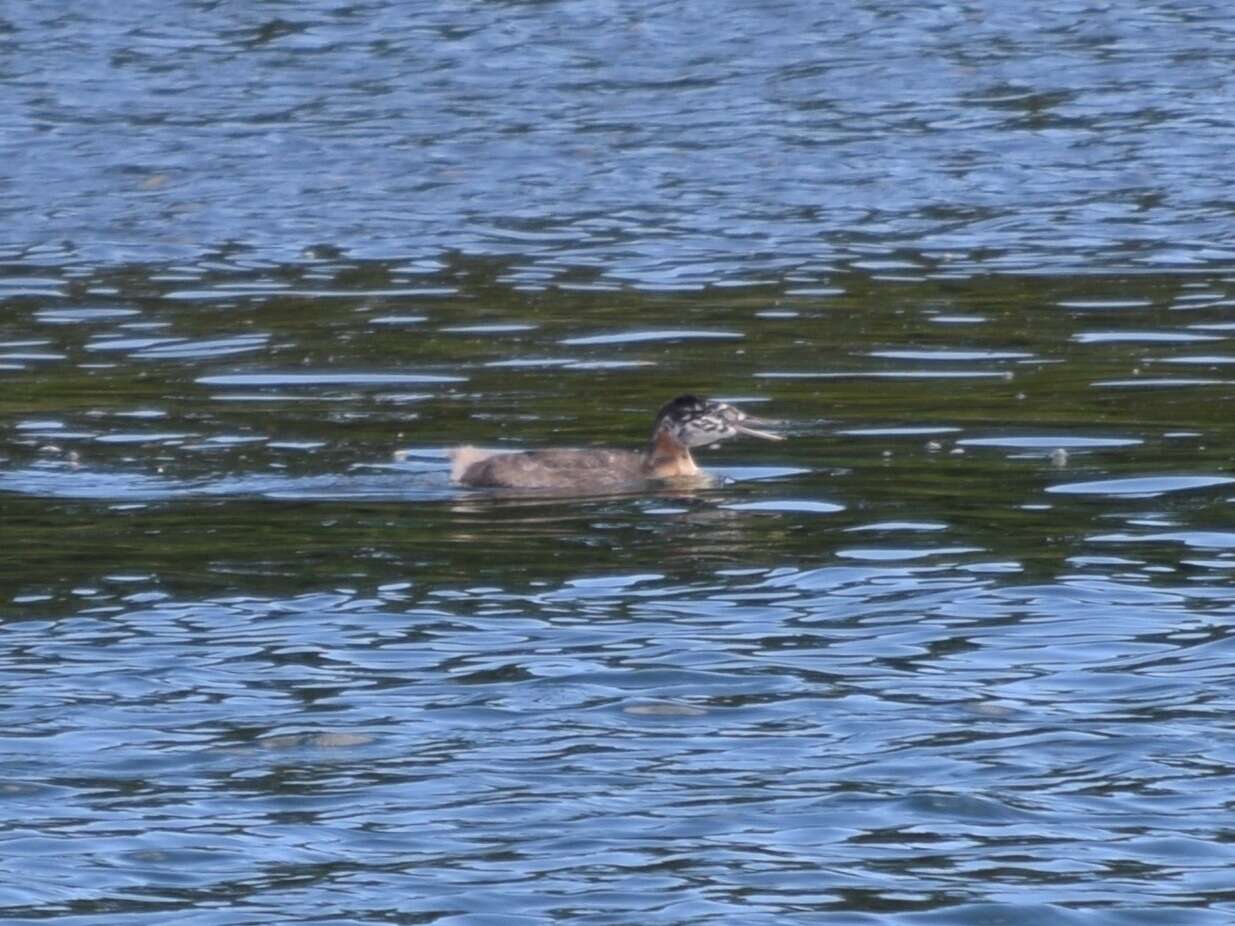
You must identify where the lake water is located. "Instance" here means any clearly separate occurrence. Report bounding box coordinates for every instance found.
[4,2,1235,924]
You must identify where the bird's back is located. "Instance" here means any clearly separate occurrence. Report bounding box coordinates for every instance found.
[452,447,649,489]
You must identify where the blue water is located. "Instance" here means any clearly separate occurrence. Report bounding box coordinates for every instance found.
[5,1,1235,280]
[4,1,1235,923]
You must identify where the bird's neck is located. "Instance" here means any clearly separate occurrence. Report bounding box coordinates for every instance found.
[643,430,699,478]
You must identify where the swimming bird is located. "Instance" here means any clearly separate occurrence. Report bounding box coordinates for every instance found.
[450,394,784,490]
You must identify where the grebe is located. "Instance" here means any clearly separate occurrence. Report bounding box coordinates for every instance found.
[451,394,784,490]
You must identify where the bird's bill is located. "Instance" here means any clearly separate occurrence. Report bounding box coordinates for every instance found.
[734,420,785,441]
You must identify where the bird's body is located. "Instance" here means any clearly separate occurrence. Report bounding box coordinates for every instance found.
[450,395,781,490]
[450,447,654,490]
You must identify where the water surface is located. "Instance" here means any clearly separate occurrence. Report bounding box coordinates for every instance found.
[5,2,1235,924]
[6,0,1235,281]
[5,266,1235,925]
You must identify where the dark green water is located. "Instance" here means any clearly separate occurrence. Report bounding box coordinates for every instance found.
[6,262,1232,601]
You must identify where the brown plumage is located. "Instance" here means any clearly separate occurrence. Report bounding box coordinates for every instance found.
[450,395,783,490]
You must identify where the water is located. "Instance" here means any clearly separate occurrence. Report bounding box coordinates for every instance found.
[4,2,1235,924]
[7,0,1235,279]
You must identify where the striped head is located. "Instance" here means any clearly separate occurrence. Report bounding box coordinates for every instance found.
[651,395,783,448]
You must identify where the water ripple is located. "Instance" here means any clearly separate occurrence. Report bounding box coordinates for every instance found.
[196,372,466,387]
[1046,475,1235,497]
[6,1,1235,281]
[6,562,1231,922]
